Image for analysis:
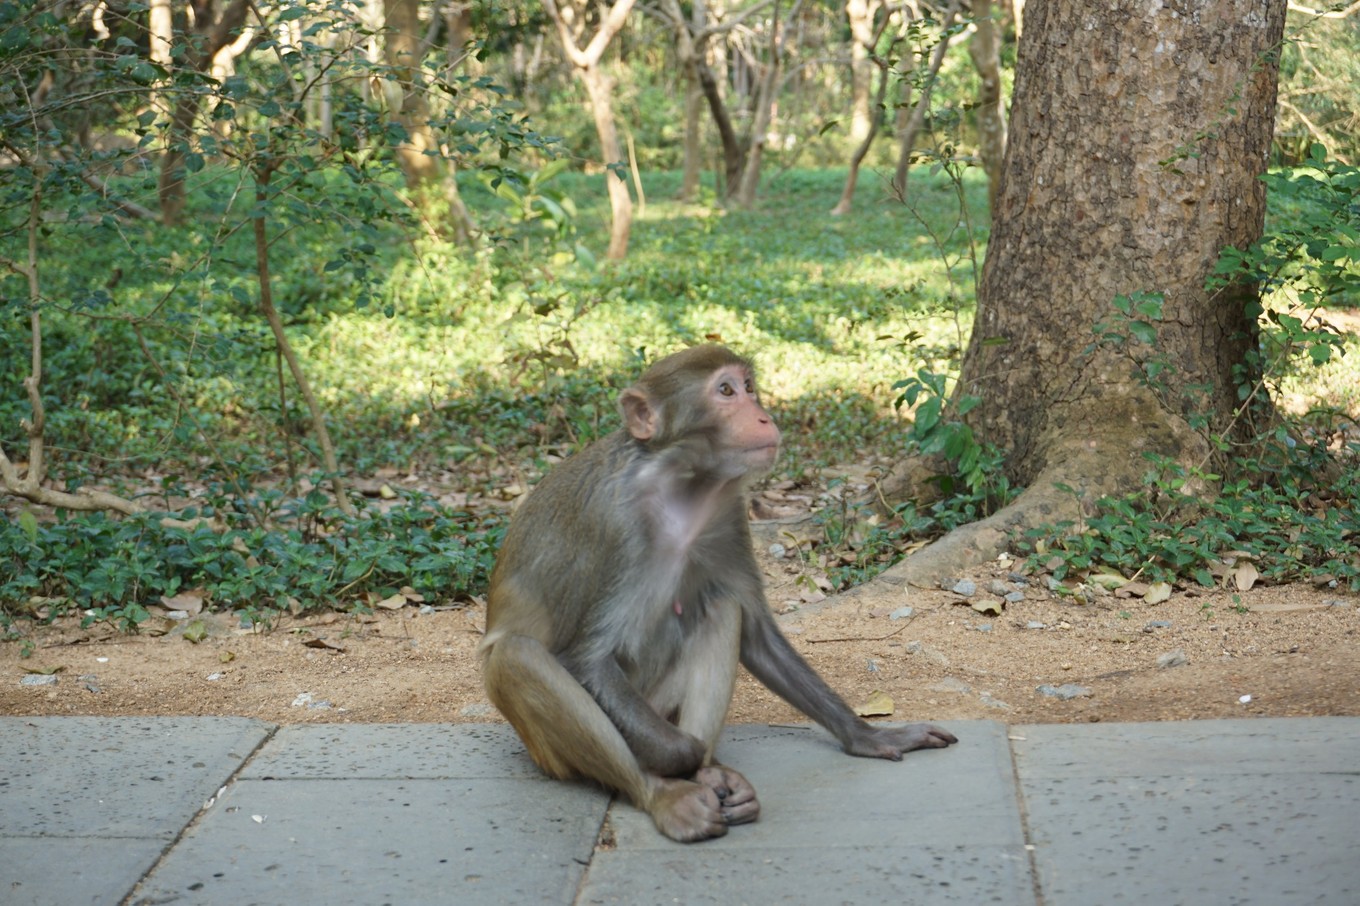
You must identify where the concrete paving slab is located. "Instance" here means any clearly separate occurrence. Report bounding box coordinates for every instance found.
[130,723,607,906]
[580,721,1035,905]
[0,716,272,906]
[131,777,604,905]
[239,722,540,780]
[1013,718,1360,906]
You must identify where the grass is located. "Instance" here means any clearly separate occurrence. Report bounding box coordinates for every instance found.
[2,162,1358,626]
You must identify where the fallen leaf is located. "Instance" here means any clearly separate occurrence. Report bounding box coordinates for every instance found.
[1144,582,1173,604]
[970,598,1003,616]
[24,665,65,675]
[160,590,207,615]
[303,638,346,652]
[1088,570,1127,590]
[181,620,208,644]
[400,586,426,603]
[854,690,895,717]
[374,593,407,610]
[1234,562,1260,592]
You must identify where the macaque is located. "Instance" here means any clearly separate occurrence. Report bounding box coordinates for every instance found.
[481,345,956,842]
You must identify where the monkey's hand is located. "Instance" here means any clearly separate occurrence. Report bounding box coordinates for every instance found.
[843,722,958,760]
[694,764,760,826]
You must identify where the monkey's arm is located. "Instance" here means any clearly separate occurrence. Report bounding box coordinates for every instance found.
[739,608,957,758]
[559,650,710,777]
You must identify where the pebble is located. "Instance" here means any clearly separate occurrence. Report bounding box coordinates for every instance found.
[459,703,496,718]
[1005,591,1027,603]
[768,543,787,558]
[979,692,1012,711]
[904,641,951,666]
[290,692,333,710]
[1144,620,1173,632]
[20,674,58,687]
[1025,621,1046,630]
[951,579,977,597]
[987,580,1011,597]
[206,673,224,682]
[974,623,993,633]
[930,677,973,694]
[889,606,914,621]
[1036,683,1092,700]
[1157,649,1189,669]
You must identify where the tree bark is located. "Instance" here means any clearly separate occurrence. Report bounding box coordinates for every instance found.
[885,0,1288,586]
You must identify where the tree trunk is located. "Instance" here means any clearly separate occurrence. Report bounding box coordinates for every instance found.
[679,68,705,201]
[383,0,444,193]
[966,0,1006,212]
[542,0,637,259]
[884,0,1288,586]
[579,63,634,258]
[892,4,957,197]
[845,0,878,150]
[157,0,249,225]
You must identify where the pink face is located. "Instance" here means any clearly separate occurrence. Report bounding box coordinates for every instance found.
[709,365,781,472]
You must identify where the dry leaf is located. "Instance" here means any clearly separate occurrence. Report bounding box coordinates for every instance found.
[970,598,1004,616]
[160,590,206,615]
[1234,562,1260,592]
[303,638,346,652]
[854,690,895,717]
[374,594,407,610]
[1144,582,1173,604]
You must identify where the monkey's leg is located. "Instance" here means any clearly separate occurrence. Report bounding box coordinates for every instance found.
[483,633,735,842]
[645,602,760,826]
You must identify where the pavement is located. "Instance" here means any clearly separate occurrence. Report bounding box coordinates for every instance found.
[0,717,1356,905]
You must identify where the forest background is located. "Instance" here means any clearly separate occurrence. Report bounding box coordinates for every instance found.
[1,0,1358,646]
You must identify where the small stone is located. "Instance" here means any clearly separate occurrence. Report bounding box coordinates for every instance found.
[1025,621,1046,630]
[1005,591,1026,604]
[930,677,972,694]
[1144,620,1173,632]
[419,604,435,615]
[1156,649,1189,669]
[1036,683,1092,700]
[768,542,787,558]
[951,579,977,597]
[459,703,496,718]
[20,674,58,687]
[904,641,950,667]
[1324,599,1350,609]
[975,623,993,632]
[206,672,224,681]
[291,692,315,708]
[889,606,915,620]
[987,580,1011,597]
[165,610,190,621]
[979,692,1012,710]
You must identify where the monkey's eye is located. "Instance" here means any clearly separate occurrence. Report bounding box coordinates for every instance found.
[718,381,737,397]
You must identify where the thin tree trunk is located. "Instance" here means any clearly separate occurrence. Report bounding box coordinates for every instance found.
[892,3,958,197]
[579,64,634,258]
[383,0,443,194]
[253,172,356,517]
[966,0,1007,212]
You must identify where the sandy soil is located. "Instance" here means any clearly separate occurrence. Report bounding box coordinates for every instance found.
[3,546,1356,729]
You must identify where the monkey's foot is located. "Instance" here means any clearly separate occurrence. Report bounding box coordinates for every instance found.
[694,764,760,826]
[647,777,743,842]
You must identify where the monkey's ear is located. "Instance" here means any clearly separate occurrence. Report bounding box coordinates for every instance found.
[620,387,658,441]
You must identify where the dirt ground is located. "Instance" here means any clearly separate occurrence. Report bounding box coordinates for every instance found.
[2,543,1356,729]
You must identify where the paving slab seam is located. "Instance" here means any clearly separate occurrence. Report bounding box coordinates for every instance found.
[1005,723,1047,906]
[120,722,282,906]
[569,796,621,904]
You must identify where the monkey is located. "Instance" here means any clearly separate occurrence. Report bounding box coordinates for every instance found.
[480,344,956,842]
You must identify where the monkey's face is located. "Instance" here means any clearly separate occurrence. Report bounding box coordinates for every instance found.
[708,365,781,474]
